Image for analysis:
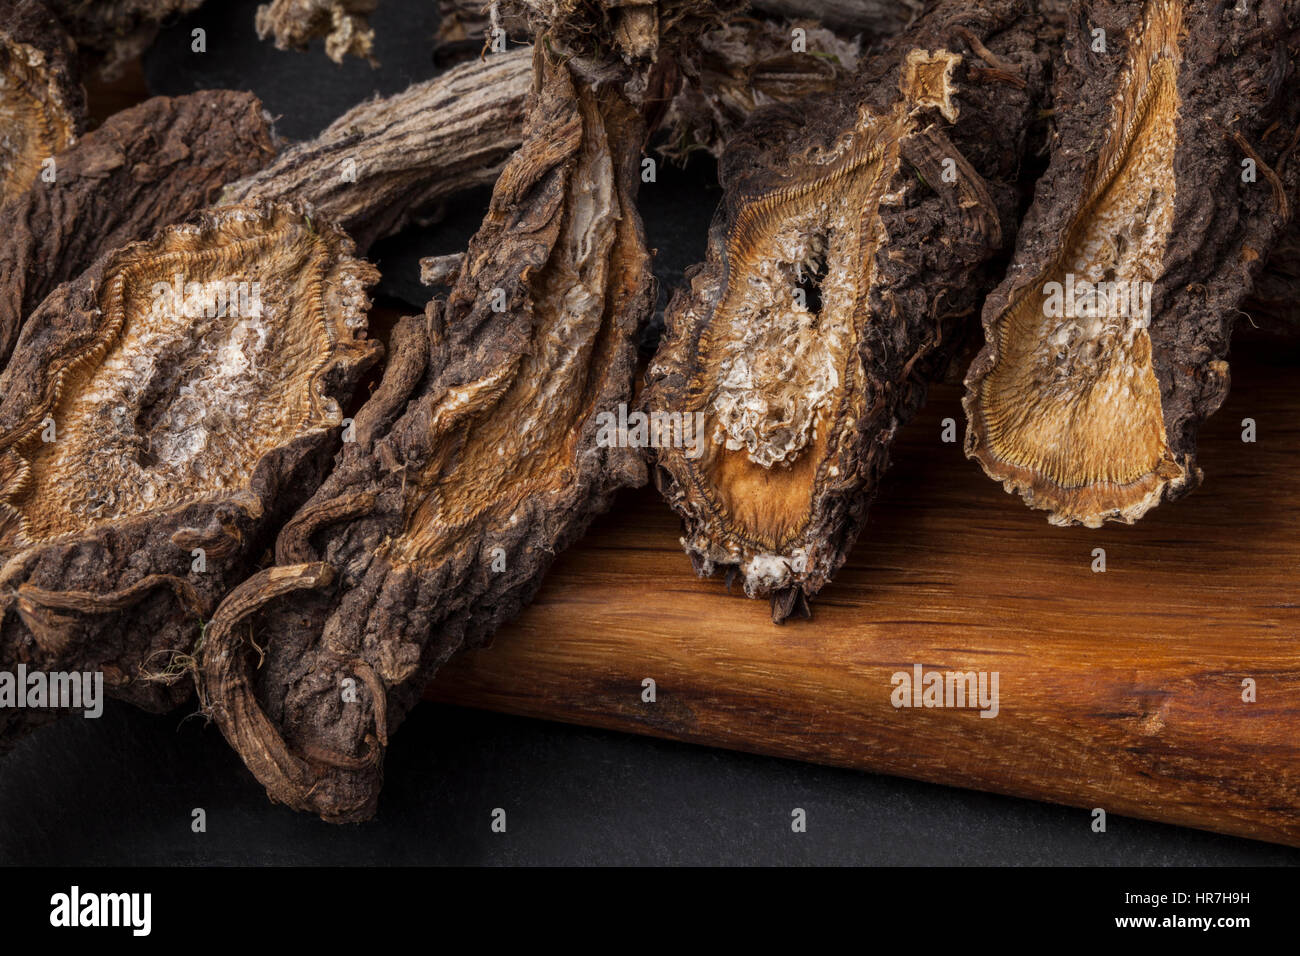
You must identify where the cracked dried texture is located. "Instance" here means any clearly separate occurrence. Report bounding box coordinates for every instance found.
[47,0,205,76]
[434,8,860,160]
[664,17,862,161]
[434,0,531,65]
[0,201,380,747]
[704,127,899,472]
[0,0,84,204]
[221,48,530,251]
[970,0,1180,525]
[645,0,1047,620]
[0,90,276,369]
[198,50,651,822]
[503,0,742,63]
[964,0,1300,527]
[254,0,378,64]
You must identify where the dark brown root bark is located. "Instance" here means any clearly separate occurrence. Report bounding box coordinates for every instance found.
[221,47,532,252]
[0,201,380,747]
[0,90,276,369]
[46,0,205,77]
[1242,220,1300,341]
[0,0,85,204]
[662,15,864,161]
[198,46,652,822]
[502,0,743,63]
[963,0,1300,527]
[644,0,1049,621]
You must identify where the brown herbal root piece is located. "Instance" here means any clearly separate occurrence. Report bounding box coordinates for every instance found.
[198,48,652,822]
[963,0,1300,527]
[254,0,378,64]
[427,14,865,171]
[47,0,205,76]
[221,47,531,251]
[0,90,276,368]
[502,0,741,62]
[663,15,863,161]
[434,0,530,65]
[0,202,381,746]
[0,59,591,750]
[645,0,1048,621]
[0,0,85,204]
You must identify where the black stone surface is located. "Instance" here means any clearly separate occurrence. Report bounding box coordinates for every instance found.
[144,0,443,142]
[2,699,1297,866]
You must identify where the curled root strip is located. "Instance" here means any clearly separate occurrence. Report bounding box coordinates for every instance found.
[302,734,380,770]
[10,573,205,657]
[17,573,205,616]
[197,562,385,819]
[275,492,377,564]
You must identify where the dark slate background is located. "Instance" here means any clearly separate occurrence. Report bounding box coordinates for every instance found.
[0,0,1294,866]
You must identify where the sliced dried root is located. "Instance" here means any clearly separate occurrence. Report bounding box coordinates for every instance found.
[964,0,1300,527]
[0,54,595,752]
[0,201,380,747]
[199,46,652,822]
[0,90,277,369]
[0,0,84,204]
[645,0,1048,620]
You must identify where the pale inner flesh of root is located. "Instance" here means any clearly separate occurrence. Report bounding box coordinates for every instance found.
[681,113,902,564]
[4,208,366,547]
[666,50,957,589]
[974,0,1184,526]
[393,88,634,564]
[0,42,77,203]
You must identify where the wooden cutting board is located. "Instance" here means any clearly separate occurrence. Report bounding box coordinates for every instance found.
[428,341,1300,847]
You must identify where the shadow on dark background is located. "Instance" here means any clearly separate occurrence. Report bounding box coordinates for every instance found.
[3,699,1297,866]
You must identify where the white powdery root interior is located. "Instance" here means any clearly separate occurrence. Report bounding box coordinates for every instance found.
[709,200,856,469]
[58,286,302,524]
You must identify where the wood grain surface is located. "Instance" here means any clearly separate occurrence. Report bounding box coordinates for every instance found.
[428,342,1300,846]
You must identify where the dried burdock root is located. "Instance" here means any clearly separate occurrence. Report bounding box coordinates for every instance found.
[221,46,531,251]
[428,13,863,169]
[199,47,651,821]
[0,90,276,369]
[644,0,1048,621]
[0,54,563,750]
[46,1,205,77]
[503,0,742,63]
[663,16,863,162]
[0,0,85,205]
[434,0,532,65]
[254,0,379,64]
[963,0,1300,528]
[0,201,381,746]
